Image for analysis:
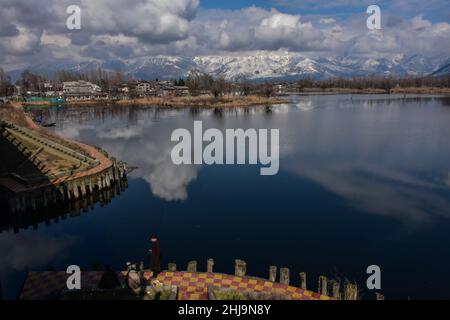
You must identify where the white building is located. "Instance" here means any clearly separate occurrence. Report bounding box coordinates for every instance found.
[63,81,102,96]
[135,82,151,93]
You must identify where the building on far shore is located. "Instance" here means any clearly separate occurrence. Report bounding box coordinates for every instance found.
[63,80,106,101]
[43,82,63,97]
[161,86,190,97]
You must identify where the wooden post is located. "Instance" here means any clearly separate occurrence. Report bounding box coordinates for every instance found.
[343,282,358,300]
[280,268,290,285]
[299,272,307,290]
[168,263,177,272]
[187,261,197,273]
[207,259,214,273]
[59,186,65,201]
[269,266,277,282]
[318,276,328,296]
[331,280,341,299]
[234,260,247,277]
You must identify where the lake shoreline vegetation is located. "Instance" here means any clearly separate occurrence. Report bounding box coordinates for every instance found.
[1,66,450,108]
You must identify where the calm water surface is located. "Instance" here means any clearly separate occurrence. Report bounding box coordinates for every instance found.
[2,94,450,299]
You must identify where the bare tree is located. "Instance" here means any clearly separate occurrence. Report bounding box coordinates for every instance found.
[0,67,12,96]
[260,82,274,97]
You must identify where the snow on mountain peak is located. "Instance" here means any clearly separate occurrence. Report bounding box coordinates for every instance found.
[7,52,450,82]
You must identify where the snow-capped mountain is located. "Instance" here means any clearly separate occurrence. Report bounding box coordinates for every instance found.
[431,58,450,78]
[7,52,450,82]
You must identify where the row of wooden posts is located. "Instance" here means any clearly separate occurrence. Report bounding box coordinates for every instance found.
[8,158,127,214]
[165,259,384,300]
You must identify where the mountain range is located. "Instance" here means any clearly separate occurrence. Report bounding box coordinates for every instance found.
[7,52,450,82]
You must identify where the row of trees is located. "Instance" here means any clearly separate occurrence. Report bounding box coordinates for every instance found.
[184,70,275,98]
[3,65,450,98]
[292,75,450,91]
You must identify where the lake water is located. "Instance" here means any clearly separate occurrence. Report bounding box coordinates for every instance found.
[2,94,450,299]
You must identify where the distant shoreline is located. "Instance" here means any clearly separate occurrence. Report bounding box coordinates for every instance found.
[280,87,450,95]
[10,87,450,109]
[20,95,288,108]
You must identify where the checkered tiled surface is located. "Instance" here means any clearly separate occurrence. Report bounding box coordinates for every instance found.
[19,271,332,300]
[156,272,332,300]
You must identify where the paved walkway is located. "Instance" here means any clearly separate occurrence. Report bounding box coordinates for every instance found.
[20,271,332,300]
[156,271,332,300]
[0,128,112,193]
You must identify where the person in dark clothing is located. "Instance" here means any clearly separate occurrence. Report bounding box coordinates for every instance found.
[150,235,162,276]
[98,265,121,290]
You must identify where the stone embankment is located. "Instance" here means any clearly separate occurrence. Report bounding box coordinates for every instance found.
[0,119,127,213]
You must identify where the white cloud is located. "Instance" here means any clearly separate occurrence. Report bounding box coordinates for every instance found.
[0,26,40,55]
[80,0,199,43]
[0,1,449,67]
[56,111,200,202]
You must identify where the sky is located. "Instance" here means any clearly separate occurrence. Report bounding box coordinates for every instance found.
[0,0,449,71]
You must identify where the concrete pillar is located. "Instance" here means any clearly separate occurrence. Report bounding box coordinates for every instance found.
[299,272,307,290]
[280,268,290,285]
[187,261,197,273]
[103,173,108,188]
[59,186,66,201]
[207,259,214,273]
[98,176,103,190]
[112,162,118,181]
[331,280,341,299]
[234,260,247,277]
[269,266,277,282]
[66,183,72,201]
[343,282,358,300]
[318,276,328,296]
[80,181,87,197]
[87,179,93,194]
[168,263,177,272]
[109,170,114,184]
[73,183,80,200]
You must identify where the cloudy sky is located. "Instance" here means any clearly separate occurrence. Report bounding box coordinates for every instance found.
[0,0,449,71]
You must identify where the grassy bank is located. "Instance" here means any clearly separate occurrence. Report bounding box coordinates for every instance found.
[114,95,286,107]
[20,95,286,108]
[0,103,91,156]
